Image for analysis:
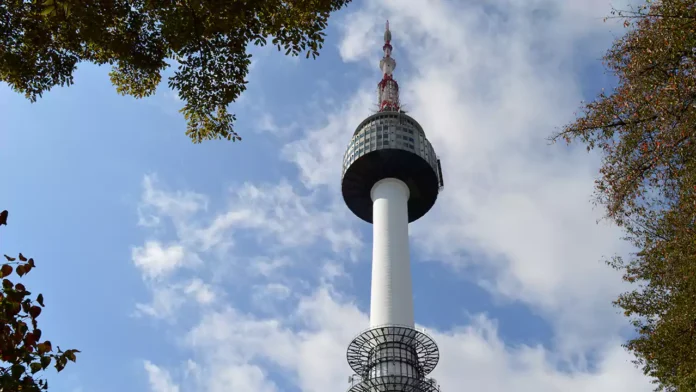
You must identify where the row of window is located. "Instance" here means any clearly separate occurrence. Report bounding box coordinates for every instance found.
[361,113,421,131]
[345,139,416,157]
[349,132,416,146]
[342,115,439,176]
[367,344,419,363]
[342,136,437,174]
[368,361,420,378]
[345,125,431,156]
[359,121,422,137]
[342,140,425,173]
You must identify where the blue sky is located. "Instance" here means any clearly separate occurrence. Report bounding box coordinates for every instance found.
[1,0,654,391]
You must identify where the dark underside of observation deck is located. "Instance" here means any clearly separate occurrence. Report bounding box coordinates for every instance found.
[342,149,439,224]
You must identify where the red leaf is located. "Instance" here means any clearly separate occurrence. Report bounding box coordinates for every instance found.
[0,264,12,278]
[29,306,41,319]
[25,333,36,347]
[18,253,27,262]
[0,210,7,225]
[4,255,16,262]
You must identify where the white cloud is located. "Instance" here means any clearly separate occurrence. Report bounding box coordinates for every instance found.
[133,278,220,320]
[281,89,374,189]
[131,176,363,323]
[320,260,348,284]
[338,10,382,62]
[131,239,212,319]
[135,285,183,319]
[247,256,292,278]
[144,360,180,392]
[255,112,300,135]
[140,179,362,256]
[184,279,216,305]
[183,287,365,392]
[251,283,292,313]
[256,283,291,299]
[139,175,208,225]
[132,241,188,280]
[174,287,650,392]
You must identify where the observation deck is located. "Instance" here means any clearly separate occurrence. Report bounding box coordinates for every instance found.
[341,111,443,224]
[346,324,442,392]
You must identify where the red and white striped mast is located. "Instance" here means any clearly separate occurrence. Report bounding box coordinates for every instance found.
[378,20,400,112]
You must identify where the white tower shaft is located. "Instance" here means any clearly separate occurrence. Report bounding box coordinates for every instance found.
[369,178,414,328]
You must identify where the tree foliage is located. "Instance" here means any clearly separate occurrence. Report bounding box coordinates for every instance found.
[0,210,79,391]
[552,1,696,390]
[0,0,351,143]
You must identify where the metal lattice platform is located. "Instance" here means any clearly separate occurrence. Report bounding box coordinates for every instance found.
[348,375,441,392]
[346,325,440,377]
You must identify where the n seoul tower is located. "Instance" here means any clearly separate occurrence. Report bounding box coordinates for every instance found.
[342,21,444,392]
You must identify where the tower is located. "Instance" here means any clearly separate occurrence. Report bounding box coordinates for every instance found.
[342,21,444,392]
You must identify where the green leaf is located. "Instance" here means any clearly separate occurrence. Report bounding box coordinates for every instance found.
[30,362,42,374]
[0,0,352,144]
[11,364,25,379]
[37,341,52,354]
[40,356,51,370]
[55,356,68,372]
[41,6,55,16]
[64,349,78,362]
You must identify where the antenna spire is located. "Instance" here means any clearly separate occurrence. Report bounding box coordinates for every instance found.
[378,20,399,112]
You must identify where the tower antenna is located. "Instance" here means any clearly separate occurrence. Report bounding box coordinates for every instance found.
[377,19,400,112]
